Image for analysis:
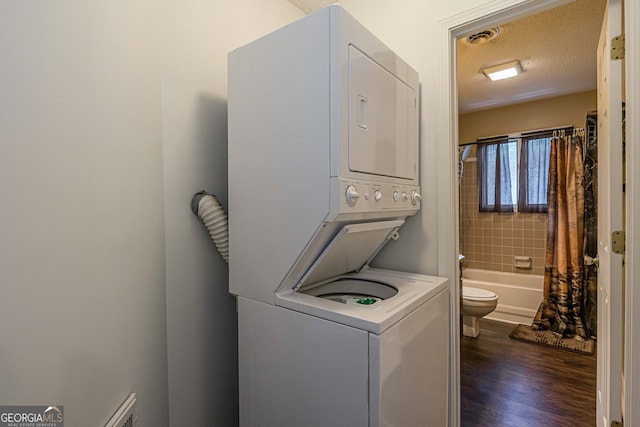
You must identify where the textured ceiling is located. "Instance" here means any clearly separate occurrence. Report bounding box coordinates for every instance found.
[286,0,607,114]
[457,0,606,113]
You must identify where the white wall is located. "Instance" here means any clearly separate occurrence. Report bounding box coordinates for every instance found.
[161,1,303,425]
[0,1,304,425]
[0,2,169,426]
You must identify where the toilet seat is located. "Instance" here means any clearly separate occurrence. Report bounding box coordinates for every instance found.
[463,286,498,301]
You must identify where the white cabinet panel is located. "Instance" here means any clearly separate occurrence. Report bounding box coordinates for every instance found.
[369,288,449,426]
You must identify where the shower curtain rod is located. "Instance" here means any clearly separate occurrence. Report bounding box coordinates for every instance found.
[459,124,573,146]
[552,127,586,138]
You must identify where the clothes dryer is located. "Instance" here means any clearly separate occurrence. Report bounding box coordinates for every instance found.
[227,5,449,426]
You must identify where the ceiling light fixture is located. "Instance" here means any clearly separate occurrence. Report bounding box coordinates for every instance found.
[483,60,522,81]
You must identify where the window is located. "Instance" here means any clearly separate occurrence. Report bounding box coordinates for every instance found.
[476,130,555,213]
[518,133,552,213]
[477,139,518,212]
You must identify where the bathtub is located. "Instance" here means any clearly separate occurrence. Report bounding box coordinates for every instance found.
[461,268,543,324]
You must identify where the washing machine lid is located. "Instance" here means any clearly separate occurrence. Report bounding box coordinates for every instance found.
[293,219,404,292]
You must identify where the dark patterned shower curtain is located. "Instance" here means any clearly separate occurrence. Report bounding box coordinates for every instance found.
[533,131,589,340]
[583,113,598,338]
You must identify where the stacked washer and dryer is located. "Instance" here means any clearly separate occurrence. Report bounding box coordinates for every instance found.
[228,6,449,426]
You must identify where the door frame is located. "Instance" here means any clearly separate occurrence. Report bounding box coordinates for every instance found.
[597,1,624,423]
[623,0,639,422]
[436,0,637,425]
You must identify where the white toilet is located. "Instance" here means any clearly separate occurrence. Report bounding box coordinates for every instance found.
[462,286,499,337]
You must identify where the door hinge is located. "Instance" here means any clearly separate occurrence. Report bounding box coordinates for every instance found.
[612,230,626,255]
[611,35,625,60]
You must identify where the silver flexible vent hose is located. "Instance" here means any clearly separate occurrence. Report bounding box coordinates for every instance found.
[191,190,229,264]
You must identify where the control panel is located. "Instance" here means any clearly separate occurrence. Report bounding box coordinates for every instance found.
[331,178,421,218]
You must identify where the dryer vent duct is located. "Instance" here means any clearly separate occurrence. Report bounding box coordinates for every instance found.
[191,190,229,264]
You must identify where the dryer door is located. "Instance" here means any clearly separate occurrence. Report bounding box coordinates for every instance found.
[348,45,418,180]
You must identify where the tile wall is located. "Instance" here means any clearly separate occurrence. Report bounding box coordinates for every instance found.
[459,159,547,275]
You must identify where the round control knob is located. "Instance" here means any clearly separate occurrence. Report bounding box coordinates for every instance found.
[411,190,422,206]
[345,185,360,206]
[374,189,383,201]
[402,192,409,201]
[393,191,400,202]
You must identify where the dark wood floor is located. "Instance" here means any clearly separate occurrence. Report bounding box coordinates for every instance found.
[460,319,597,427]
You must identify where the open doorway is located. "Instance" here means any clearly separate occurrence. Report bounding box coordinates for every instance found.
[455,0,605,424]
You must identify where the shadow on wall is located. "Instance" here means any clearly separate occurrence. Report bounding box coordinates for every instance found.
[196,94,229,205]
[196,94,238,422]
[165,93,238,426]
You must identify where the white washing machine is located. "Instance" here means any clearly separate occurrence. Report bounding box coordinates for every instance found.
[239,270,448,426]
[228,5,449,426]
[239,222,449,426]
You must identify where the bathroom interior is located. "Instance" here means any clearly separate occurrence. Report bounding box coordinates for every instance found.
[456,0,605,424]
